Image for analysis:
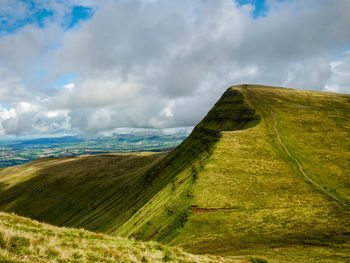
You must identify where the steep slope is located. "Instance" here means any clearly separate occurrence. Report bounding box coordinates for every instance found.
[118,85,350,262]
[0,88,259,239]
[116,88,260,241]
[0,84,349,263]
[0,212,241,263]
[0,153,167,233]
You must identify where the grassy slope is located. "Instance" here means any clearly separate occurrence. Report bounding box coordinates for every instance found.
[116,89,260,243]
[0,87,259,241]
[115,85,349,262]
[0,84,349,263]
[0,212,242,263]
[0,152,167,233]
[170,85,350,262]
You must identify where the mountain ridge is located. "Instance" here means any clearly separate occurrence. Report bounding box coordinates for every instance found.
[0,84,349,262]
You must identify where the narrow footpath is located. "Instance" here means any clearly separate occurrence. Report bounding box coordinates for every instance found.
[244,87,346,206]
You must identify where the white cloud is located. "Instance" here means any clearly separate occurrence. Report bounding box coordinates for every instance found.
[46,110,59,118]
[324,84,340,93]
[0,0,350,137]
[63,83,75,91]
[161,100,175,118]
[324,50,350,93]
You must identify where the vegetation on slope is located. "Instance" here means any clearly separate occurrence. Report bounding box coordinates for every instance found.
[0,84,349,263]
[0,88,260,243]
[0,152,166,233]
[116,89,260,242]
[0,212,240,263]
[171,85,350,262]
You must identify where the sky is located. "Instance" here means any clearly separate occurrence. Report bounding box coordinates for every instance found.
[0,0,349,138]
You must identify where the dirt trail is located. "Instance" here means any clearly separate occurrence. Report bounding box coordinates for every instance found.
[190,87,346,214]
[244,87,346,206]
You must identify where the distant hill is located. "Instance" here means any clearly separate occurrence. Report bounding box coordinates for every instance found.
[18,136,84,145]
[0,134,185,168]
[0,84,349,262]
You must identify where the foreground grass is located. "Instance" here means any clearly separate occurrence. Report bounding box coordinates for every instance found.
[0,212,243,263]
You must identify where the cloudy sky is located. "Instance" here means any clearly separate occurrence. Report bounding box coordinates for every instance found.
[0,0,349,138]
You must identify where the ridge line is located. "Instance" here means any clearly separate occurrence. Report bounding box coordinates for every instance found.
[243,86,347,206]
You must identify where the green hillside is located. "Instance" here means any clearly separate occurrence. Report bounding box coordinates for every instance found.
[0,84,349,262]
[0,88,259,238]
[0,211,240,263]
[116,88,261,241]
[117,85,350,262]
[0,152,167,233]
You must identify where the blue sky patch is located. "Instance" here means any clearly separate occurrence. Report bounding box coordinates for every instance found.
[55,73,77,89]
[0,2,94,35]
[330,44,350,57]
[1,104,10,110]
[236,0,268,18]
[67,6,93,29]
[33,8,54,28]
[0,1,53,33]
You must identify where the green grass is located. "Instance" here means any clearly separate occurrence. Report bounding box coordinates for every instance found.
[118,85,350,262]
[169,85,350,262]
[116,89,260,242]
[0,84,349,262]
[0,212,238,262]
[249,258,268,263]
[0,152,168,233]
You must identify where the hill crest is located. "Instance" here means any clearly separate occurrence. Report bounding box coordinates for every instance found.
[0,84,349,262]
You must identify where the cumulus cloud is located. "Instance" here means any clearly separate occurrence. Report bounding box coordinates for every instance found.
[324,52,350,93]
[0,0,349,137]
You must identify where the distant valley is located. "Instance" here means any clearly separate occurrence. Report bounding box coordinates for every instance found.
[0,132,189,168]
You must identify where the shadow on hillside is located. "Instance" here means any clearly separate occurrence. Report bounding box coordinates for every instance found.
[0,88,261,237]
[0,153,167,232]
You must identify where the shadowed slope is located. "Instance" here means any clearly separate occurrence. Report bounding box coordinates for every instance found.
[115,88,260,241]
[0,153,166,233]
[0,89,259,237]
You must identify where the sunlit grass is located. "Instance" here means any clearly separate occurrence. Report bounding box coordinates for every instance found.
[171,85,350,262]
[0,212,238,263]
